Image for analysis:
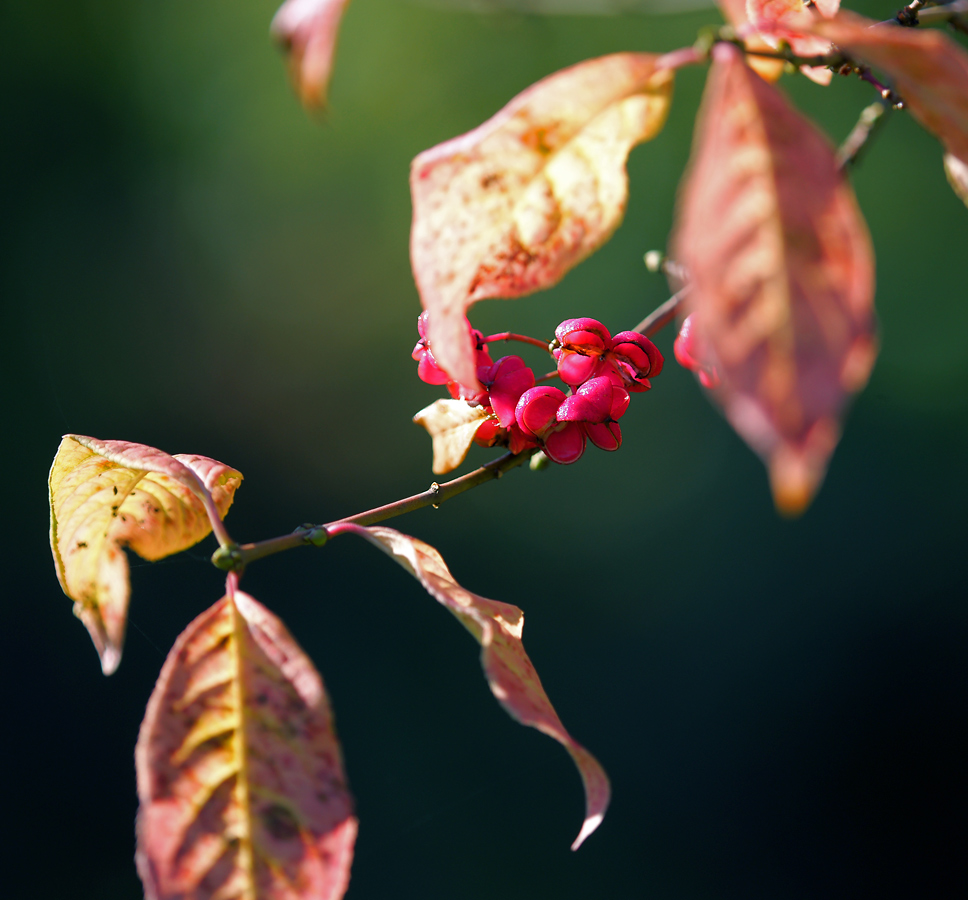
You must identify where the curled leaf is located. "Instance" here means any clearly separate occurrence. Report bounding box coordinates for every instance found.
[715,0,786,82]
[271,0,351,109]
[411,53,674,389]
[413,399,492,475]
[48,435,242,674]
[671,45,876,515]
[338,523,610,850]
[810,10,968,207]
[136,590,356,900]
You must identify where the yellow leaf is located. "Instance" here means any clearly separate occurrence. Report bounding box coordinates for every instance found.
[413,399,491,475]
[48,435,242,673]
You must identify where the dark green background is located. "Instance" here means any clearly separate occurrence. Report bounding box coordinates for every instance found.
[2,1,966,898]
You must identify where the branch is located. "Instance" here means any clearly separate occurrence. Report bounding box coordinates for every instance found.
[212,291,687,575]
[837,101,891,170]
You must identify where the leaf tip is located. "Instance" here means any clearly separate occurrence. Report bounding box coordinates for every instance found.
[570,812,604,851]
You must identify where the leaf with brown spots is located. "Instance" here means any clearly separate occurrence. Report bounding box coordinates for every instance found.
[412,399,492,475]
[336,523,610,850]
[809,10,968,209]
[136,589,356,900]
[271,0,351,110]
[671,45,876,515]
[411,53,674,390]
[48,435,243,674]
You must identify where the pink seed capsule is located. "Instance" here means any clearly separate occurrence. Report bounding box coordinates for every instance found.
[673,315,720,389]
[584,421,622,452]
[543,422,586,465]
[557,376,614,425]
[515,386,567,438]
[485,356,536,428]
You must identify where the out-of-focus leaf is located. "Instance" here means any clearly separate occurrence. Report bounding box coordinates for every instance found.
[945,153,968,208]
[747,0,841,85]
[136,589,356,900]
[414,0,717,11]
[413,399,492,475]
[411,53,674,389]
[671,45,876,515]
[810,11,968,206]
[715,1,786,82]
[339,523,610,850]
[271,0,351,109]
[48,435,242,674]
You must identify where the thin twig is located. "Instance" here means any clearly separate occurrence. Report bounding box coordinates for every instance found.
[633,286,691,338]
[220,448,537,570]
[483,332,554,352]
[214,291,690,574]
[837,101,891,170]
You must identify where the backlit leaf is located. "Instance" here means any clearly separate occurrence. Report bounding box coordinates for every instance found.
[810,11,968,207]
[48,435,242,674]
[136,589,356,900]
[747,0,841,85]
[271,0,351,109]
[338,523,610,850]
[716,0,787,82]
[671,45,876,515]
[413,399,492,475]
[411,53,674,389]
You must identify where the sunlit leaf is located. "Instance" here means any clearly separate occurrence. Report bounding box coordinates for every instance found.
[413,399,492,474]
[136,589,356,900]
[715,0,787,82]
[48,435,242,674]
[810,10,968,206]
[411,53,674,389]
[945,152,968,208]
[747,0,841,85]
[671,45,876,515]
[339,523,610,850]
[271,0,352,109]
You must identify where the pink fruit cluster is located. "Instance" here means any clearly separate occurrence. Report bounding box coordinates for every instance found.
[413,313,664,465]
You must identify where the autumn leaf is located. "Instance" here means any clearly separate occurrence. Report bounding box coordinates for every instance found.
[413,399,492,475]
[715,0,786,82]
[746,0,841,85]
[48,435,242,674]
[809,10,968,209]
[411,53,674,389]
[136,589,356,900]
[671,44,876,515]
[334,523,610,850]
[271,0,351,109]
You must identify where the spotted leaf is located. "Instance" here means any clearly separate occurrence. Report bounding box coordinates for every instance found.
[48,435,242,674]
[411,53,674,389]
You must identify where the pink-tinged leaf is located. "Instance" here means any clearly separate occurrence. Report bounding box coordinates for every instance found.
[747,0,840,85]
[810,11,968,202]
[411,54,674,389]
[412,399,492,475]
[136,589,356,900]
[339,524,610,850]
[671,45,876,515]
[271,0,351,110]
[48,435,243,674]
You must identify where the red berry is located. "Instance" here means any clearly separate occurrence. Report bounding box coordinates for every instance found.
[673,315,720,389]
[557,376,613,424]
[515,386,567,438]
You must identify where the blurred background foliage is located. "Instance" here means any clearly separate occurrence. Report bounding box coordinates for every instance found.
[2,1,966,898]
